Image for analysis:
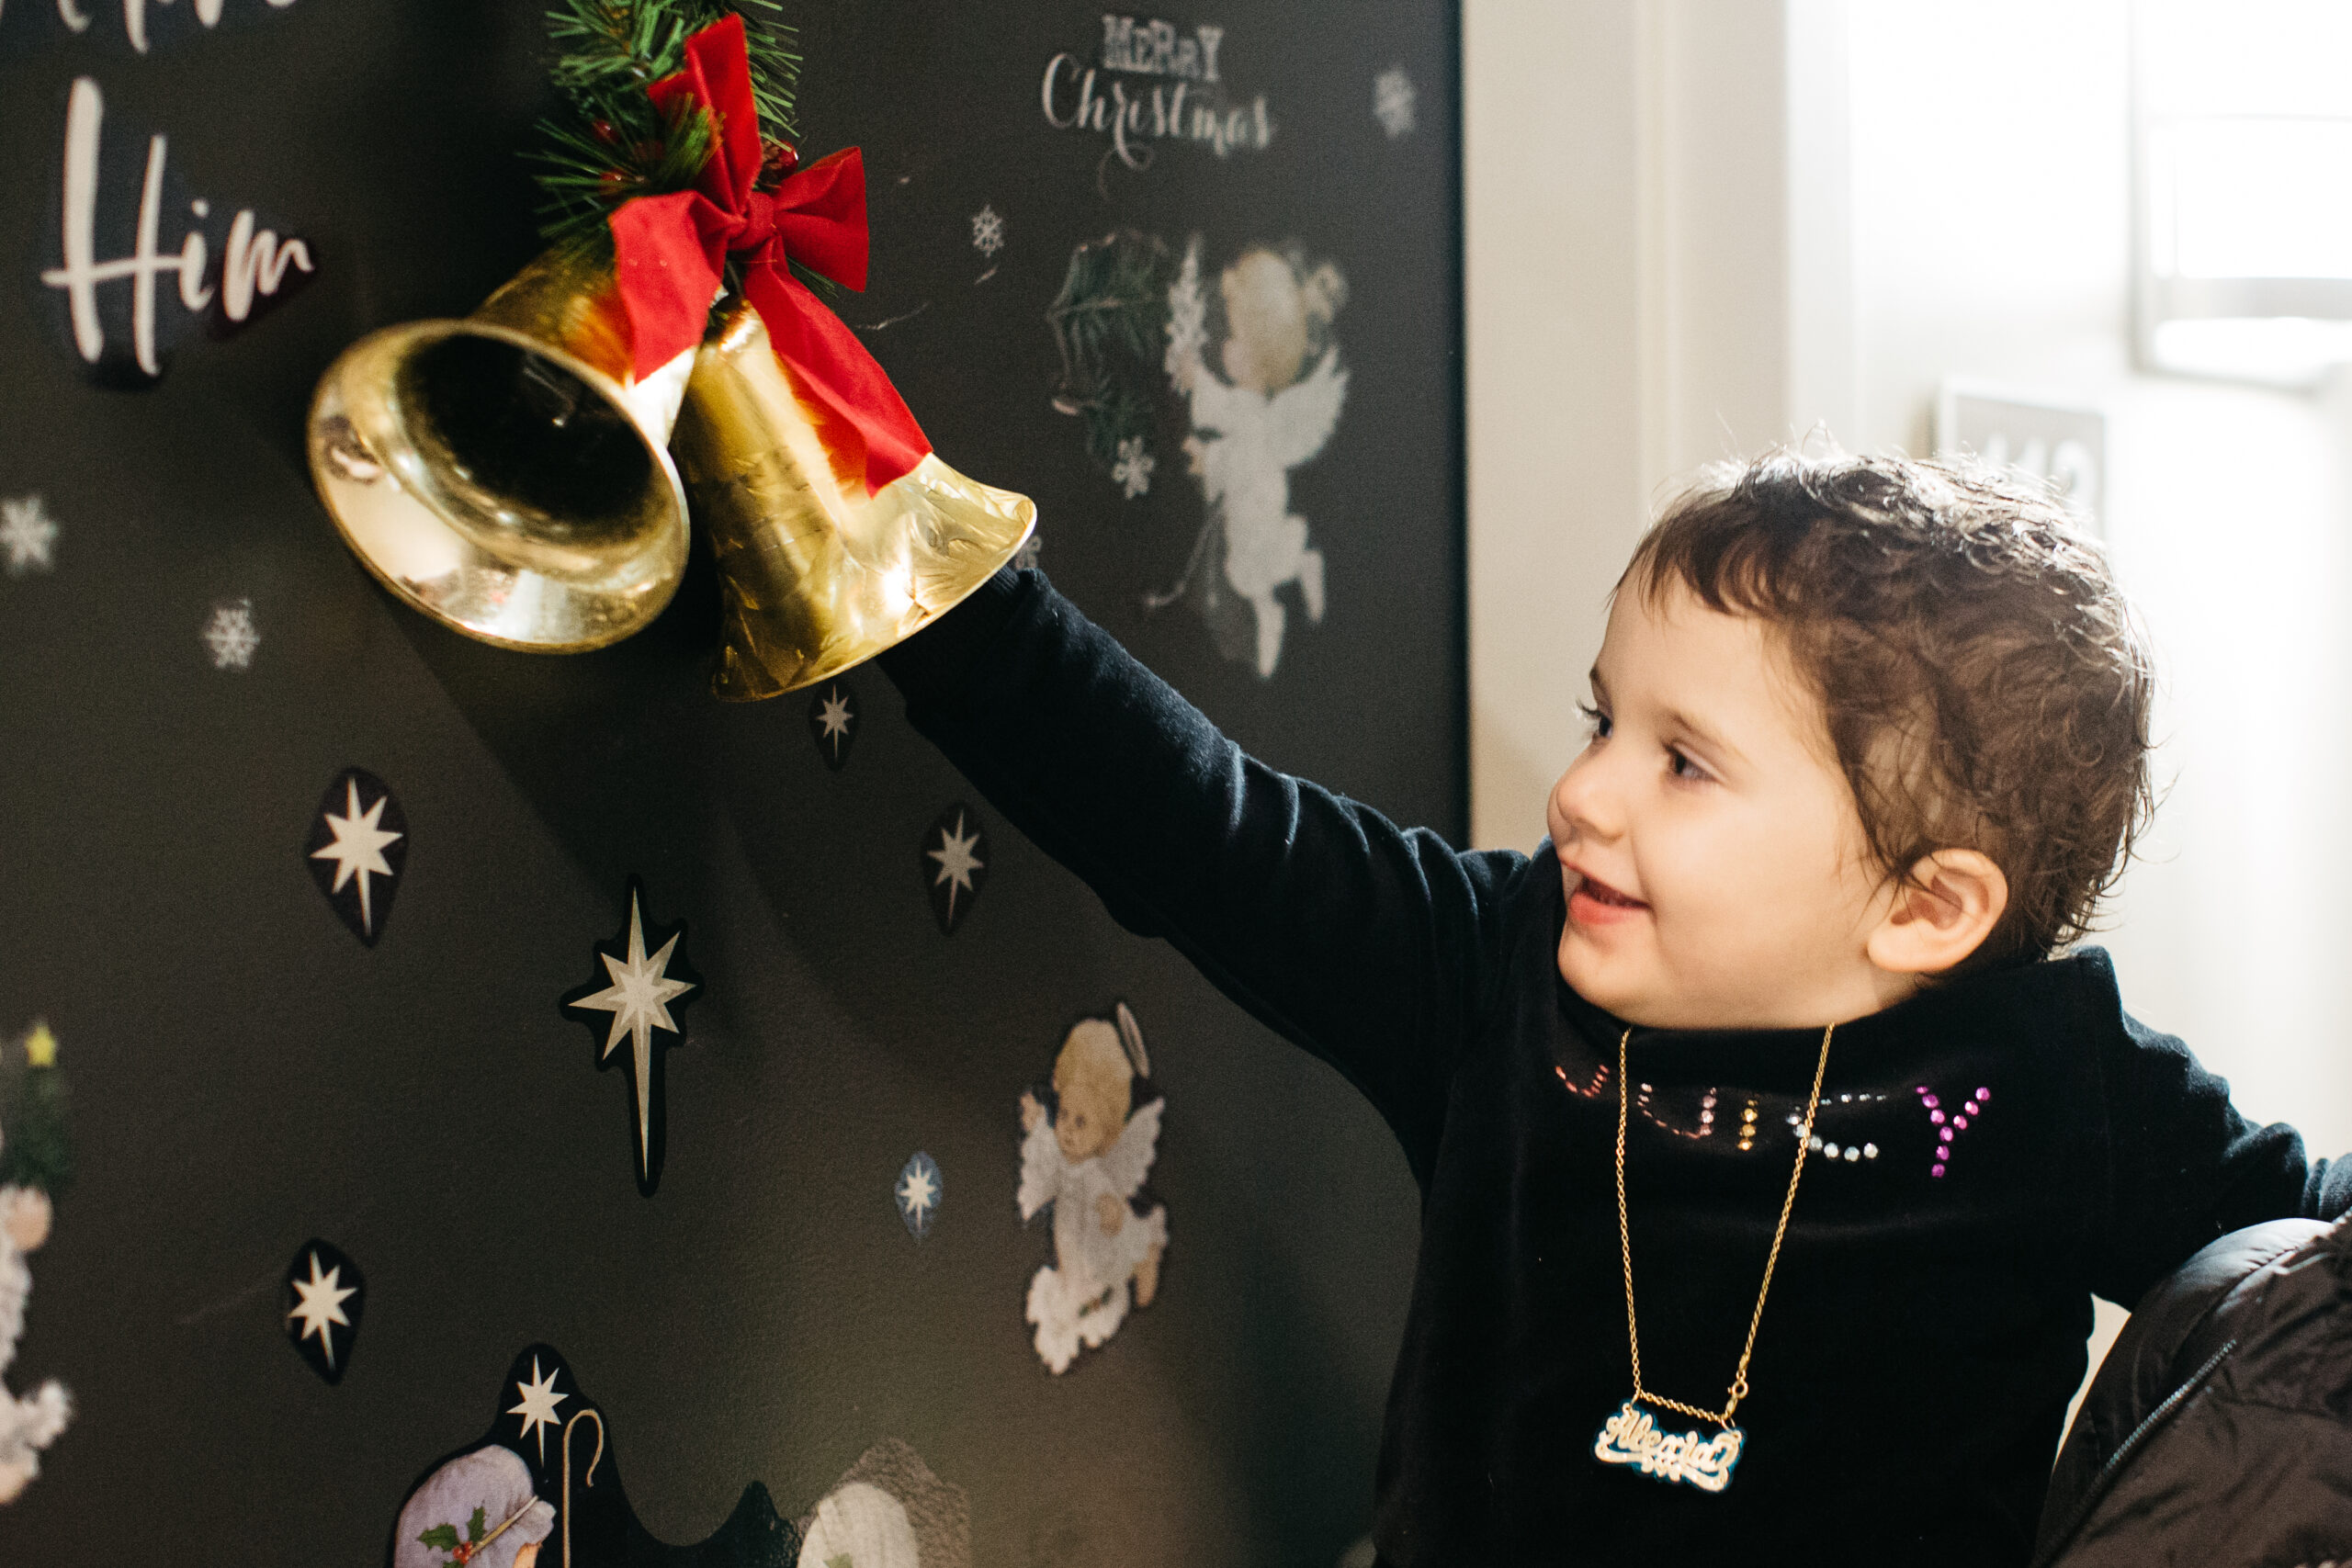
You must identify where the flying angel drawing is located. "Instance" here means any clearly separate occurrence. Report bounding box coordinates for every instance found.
[1158,236,1350,679]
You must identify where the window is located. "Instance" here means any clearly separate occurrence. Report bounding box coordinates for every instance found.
[2136,0,2352,384]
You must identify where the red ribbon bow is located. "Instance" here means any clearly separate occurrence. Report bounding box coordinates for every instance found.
[608,14,930,494]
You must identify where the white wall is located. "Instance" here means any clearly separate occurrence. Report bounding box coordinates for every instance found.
[1465,0,1801,856]
[1462,1,1646,856]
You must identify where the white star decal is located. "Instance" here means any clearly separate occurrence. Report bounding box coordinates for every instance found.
[286,1251,356,1370]
[568,889,696,1177]
[817,690,853,753]
[928,812,984,924]
[898,1162,937,1224]
[507,1356,568,1466]
[310,776,404,936]
[1,494,59,576]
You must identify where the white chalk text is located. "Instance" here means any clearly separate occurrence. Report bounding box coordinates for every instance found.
[40,76,312,378]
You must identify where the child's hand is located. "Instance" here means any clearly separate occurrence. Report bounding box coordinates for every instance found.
[1021,1090,1044,1134]
[1096,1192,1126,1235]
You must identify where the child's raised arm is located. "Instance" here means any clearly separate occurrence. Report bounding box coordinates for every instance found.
[879,567,1523,1184]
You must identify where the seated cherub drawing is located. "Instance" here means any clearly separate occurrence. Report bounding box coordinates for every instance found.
[1017,1003,1168,1374]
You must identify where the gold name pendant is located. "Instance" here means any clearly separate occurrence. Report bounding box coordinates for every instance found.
[1591,1400,1744,1493]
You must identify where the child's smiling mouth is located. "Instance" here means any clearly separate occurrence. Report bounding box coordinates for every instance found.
[1565,865,1651,925]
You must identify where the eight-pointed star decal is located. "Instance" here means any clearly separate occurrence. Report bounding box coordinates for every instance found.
[306,769,407,946]
[560,877,703,1196]
[897,1150,943,1239]
[282,1239,366,1384]
[806,677,861,772]
[921,804,990,935]
[506,1355,569,1466]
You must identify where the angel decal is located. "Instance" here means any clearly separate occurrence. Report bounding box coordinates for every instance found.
[1158,236,1350,679]
[1017,1003,1168,1374]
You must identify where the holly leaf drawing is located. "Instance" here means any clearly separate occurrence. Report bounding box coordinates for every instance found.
[469,1506,489,1543]
[417,1524,462,1551]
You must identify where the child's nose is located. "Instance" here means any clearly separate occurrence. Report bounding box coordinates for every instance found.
[1551,751,1624,842]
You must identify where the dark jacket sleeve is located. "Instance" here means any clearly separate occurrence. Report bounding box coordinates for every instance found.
[877,568,1523,1181]
[2086,961,2351,1304]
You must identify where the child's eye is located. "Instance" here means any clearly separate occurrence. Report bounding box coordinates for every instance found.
[1667,747,1712,784]
[1577,703,1611,739]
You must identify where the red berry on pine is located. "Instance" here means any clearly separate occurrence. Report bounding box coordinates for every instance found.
[599,169,626,185]
[591,118,618,146]
[762,140,800,181]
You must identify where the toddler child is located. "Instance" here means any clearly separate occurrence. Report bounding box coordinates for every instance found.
[876,449,2349,1563]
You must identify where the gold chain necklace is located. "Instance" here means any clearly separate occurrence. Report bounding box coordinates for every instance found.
[1591,1022,1835,1493]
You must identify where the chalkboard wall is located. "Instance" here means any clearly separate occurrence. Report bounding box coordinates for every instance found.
[0,2,1463,1562]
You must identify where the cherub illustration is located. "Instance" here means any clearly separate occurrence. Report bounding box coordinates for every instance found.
[1017,1003,1167,1374]
[0,1023,71,1507]
[1159,236,1350,678]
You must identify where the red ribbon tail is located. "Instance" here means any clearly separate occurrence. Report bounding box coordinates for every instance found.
[742,263,931,495]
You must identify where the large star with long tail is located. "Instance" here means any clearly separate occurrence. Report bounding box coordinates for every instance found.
[561,880,700,1194]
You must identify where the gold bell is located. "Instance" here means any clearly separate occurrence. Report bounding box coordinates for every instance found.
[673,301,1036,700]
[306,246,695,652]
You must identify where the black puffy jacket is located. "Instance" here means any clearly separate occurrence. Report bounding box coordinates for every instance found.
[2035,1217,2352,1566]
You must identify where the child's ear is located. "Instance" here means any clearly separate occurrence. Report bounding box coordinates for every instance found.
[1865,849,2008,976]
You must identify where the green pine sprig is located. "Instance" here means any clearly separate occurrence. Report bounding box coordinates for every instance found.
[0,1060,71,1201]
[531,0,803,253]
[1046,229,1175,470]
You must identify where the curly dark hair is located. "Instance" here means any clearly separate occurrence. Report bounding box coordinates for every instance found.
[1624,449,2156,966]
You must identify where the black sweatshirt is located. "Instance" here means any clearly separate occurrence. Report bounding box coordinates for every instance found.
[877,568,2352,1566]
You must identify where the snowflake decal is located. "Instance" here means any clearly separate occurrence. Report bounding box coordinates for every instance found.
[1,494,59,577]
[1111,436,1156,500]
[970,205,1005,257]
[202,598,260,670]
[1374,66,1418,140]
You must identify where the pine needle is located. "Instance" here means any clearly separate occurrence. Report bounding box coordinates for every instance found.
[1046,230,1175,469]
[532,0,803,252]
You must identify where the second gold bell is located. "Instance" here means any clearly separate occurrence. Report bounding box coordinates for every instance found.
[675,299,1036,701]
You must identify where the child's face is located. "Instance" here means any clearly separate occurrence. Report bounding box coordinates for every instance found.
[1547,579,1912,1030]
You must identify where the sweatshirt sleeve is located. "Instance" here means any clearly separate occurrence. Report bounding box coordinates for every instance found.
[877,568,1522,1182]
[2087,986,2348,1306]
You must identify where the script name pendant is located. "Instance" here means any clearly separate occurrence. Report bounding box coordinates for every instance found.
[1591,1400,1745,1493]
